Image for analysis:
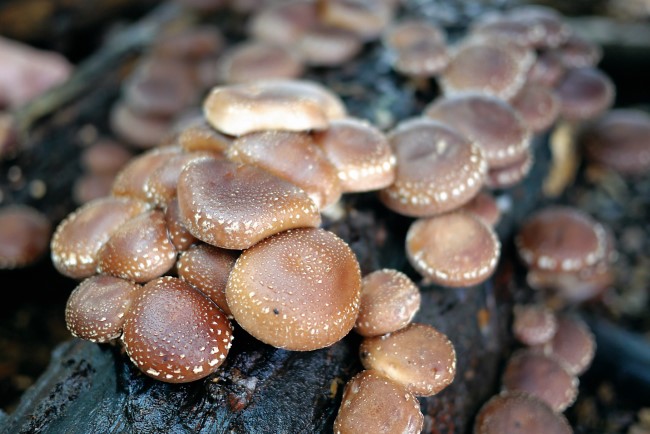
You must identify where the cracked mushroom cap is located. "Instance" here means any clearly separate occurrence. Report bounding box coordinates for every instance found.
[203,79,346,136]
[474,392,572,434]
[227,131,342,209]
[65,275,139,343]
[122,276,233,383]
[177,157,321,250]
[379,118,487,217]
[406,211,500,287]
[177,243,238,317]
[333,370,423,434]
[0,205,51,269]
[216,41,304,84]
[544,316,596,376]
[359,323,456,396]
[355,269,421,337]
[313,118,396,193]
[512,304,558,346]
[51,197,149,279]
[426,95,531,169]
[226,227,361,351]
[97,210,177,283]
[555,67,615,122]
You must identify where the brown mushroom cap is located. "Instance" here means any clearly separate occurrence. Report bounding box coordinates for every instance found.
[178,118,233,154]
[510,84,561,134]
[297,26,363,67]
[312,118,396,192]
[406,211,500,287]
[512,304,558,346]
[545,316,596,376]
[425,95,531,169]
[440,41,530,100]
[319,0,395,41]
[144,152,213,208]
[470,14,539,48]
[177,158,321,250]
[51,197,149,279]
[527,50,566,88]
[165,197,197,251]
[581,109,650,176]
[355,269,421,337]
[226,227,361,351]
[109,102,172,150]
[501,349,578,412]
[97,210,177,283]
[216,41,304,84]
[555,67,615,122]
[484,148,533,189]
[557,35,602,68]
[474,392,572,434]
[203,79,346,136]
[333,370,423,434]
[508,5,571,49]
[526,265,614,303]
[384,20,449,77]
[516,206,607,272]
[177,243,238,317]
[65,275,139,343]
[248,1,319,46]
[359,323,456,396]
[379,118,487,217]
[0,205,51,269]
[73,174,115,205]
[227,131,342,209]
[460,191,501,227]
[122,276,233,383]
[80,140,132,175]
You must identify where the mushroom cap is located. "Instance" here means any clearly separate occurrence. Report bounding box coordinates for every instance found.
[379,118,487,217]
[0,205,51,269]
[227,131,342,209]
[333,370,423,434]
[484,148,533,189]
[248,1,319,46]
[216,41,304,84]
[177,157,321,250]
[510,84,561,134]
[203,79,346,136]
[65,275,140,343]
[557,34,602,68]
[73,173,115,205]
[51,197,149,279]
[97,210,177,283]
[474,392,572,434]
[508,5,571,48]
[80,140,132,175]
[581,109,650,176]
[384,19,445,50]
[164,197,197,251]
[406,211,500,287]
[319,0,395,41]
[355,269,421,337]
[226,227,361,351]
[295,26,363,67]
[460,191,501,227]
[501,349,578,412]
[512,304,558,346]
[544,316,596,376]
[359,323,456,396]
[109,102,172,149]
[470,14,539,48]
[516,206,607,272]
[152,26,224,61]
[384,20,448,77]
[122,276,233,383]
[178,118,233,154]
[555,67,615,122]
[177,243,238,317]
[425,95,531,169]
[527,50,566,88]
[526,265,614,303]
[440,40,530,100]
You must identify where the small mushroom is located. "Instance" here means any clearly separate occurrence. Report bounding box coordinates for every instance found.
[508,5,571,49]
[555,67,615,122]
[226,227,361,351]
[544,316,596,376]
[460,191,501,227]
[333,370,423,434]
[484,148,533,189]
[80,140,132,175]
[73,173,115,205]
[359,323,456,396]
[216,41,304,84]
[355,269,421,337]
[512,304,558,346]
[406,211,500,287]
[509,84,560,134]
[383,20,449,78]
[248,1,319,46]
[122,276,233,383]
[0,205,51,269]
[109,102,173,149]
[65,275,139,342]
[319,0,395,41]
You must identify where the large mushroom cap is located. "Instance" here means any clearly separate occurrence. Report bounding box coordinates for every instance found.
[122,277,233,383]
[0,205,51,269]
[333,370,423,434]
[226,227,361,351]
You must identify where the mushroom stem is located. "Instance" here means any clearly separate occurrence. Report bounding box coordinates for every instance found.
[543,120,579,197]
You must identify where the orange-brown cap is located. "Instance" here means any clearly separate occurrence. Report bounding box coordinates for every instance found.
[0,205,51,269]
[226,227,361,351]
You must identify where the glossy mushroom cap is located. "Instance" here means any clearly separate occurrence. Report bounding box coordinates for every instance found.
[51,197,148,279]
[516,206,607,272]
[359,323,456,396]
[177,243,238,317]
[177,158,320,250]
[122,277,233,383]
[544,316,596,376]
[379,118,487,217]
[0,205,51,269]
[312,118,396,193]
[65,275,139,342]
[216,41,304,84]
[425,95,531,169]
[165,198,197,251]
[555,67,615,122]
[226,228,361,351]
[501,349,578,412]
[144,152,213,208]
[406,211,500,287]
[97,210,177,283]
[178,118,233,154]
[474,392,572,434]
[512,304,557,346]
[203,79,346,136]
[355,269,421,337]
[333,370,423,434]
